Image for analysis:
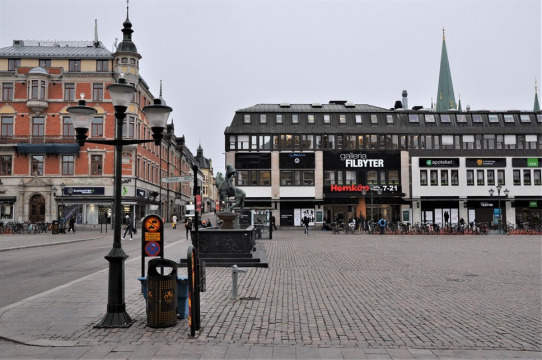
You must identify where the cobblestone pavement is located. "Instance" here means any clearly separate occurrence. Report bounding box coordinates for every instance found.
[0,227,540,359]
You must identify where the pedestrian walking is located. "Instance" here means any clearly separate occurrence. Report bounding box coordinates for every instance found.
[302,216,310,235]
[67,217,76,233]
[378,218,387,235]
[271,215,277,230]
[172,214,177,229]
[444,211,450,225]
[185,218,192,239]
[122,215,133,240]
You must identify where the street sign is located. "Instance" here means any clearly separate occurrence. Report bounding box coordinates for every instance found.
[161,176,193,183]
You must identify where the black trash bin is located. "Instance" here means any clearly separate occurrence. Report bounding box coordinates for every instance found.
[51,220,59,235]
[58,218,66,234]
[146,258,178,328]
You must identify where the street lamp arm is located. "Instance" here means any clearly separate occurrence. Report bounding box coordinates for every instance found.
[83,139,157,146]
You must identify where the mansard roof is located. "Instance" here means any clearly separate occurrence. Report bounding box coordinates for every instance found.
[0,40,112,59]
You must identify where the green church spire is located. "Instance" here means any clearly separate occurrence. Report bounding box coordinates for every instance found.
[534,78,540,112]
[436,28,456,111]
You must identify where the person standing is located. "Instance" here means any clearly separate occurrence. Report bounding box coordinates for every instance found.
[444,211,450,225]
[302,216,310,235]
[172,214,177,229]
[67,217,76,233]
[271,215,277,230]
[378,218,387,235]
[185,218,192,239]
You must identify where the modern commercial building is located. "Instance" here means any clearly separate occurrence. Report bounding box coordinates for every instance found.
[224,33,542,229]
[0,12,202,226]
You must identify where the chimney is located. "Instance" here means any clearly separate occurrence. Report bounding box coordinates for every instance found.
[402,90,408,110]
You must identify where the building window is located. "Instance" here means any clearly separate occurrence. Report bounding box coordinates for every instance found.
[91,117,104,137]
[69,60,81,72]
[369,114,377,124]
[386,114,394,124]
[276,114,282,124]
[513,170,520,185]
[39,59,51,68]
[367,170,378,185]
[322,134,335,149]
[440,170,448,186]
[420,170,428,186]
[260,114,266,124]
[236,171,249,185]
[237,135,249,149]
[243,114,250,124]
[292,114,299,124]
[523,170,531,186]
[430,170,438,186]
[8,59,20,71]
[308,114,315,124]
[534,170,541,185]
[477,170,484,186]
[63,117,74,137]
[32,117,45,136]
[408,114,419,123]
[123,116,135,138]
[31,155,44,176]
[345,135,356,149]
[62,155,75,175]
[457,114,467,123]
[400,135,407,150]
[2,82,13,101]
[488,114,499,123]
[64,83,75,101]
[251,135,258,150]
[504,135,516,149]
[336,171,343,185]
[258,135,271,150]
[93,83,104,101]
[336,135,344,150]
[463,135,474,150]
[425,114,435,123]
[29,80,40,99]
[519,114,531,123]
[368,135,377,150]
[96,60,108,72]
[451,170,459,186]
[339,114,346,124]
[1,156,12,175]
[345,170,356,185]
[324,171,335,186]
[1,116,14,136]
[259,170,271,186]
[323,114,330,124]
[91,155,103,175]
[357,135,365,149]
[487,170,495,186]
[440,114,451,123]
[301,135,313,150]
[280,134,293,149]
[280,170,314,186]
[472,114,483,123]
[497,170,505,186]
[504,114,515,123]
[356,114,362,124]
[466,170,474,186]
[525,135,538,149]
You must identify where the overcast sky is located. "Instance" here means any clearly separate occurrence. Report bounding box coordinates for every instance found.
[1,0,540,172]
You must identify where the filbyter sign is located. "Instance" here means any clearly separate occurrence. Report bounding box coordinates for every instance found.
[324,151,400,170]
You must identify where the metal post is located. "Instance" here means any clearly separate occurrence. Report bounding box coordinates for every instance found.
[231,265,247,300]
[95,106,132,328]
[497,187,502,234]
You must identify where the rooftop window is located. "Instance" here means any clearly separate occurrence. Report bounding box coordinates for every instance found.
[408,114,419,123]
[504,114,515,123]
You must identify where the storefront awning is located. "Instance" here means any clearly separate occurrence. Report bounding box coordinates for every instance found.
[0,196,16,203]
[17,144,80,155]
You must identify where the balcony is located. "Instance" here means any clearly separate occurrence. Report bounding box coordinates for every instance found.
[0,135,76,145]
[26,99,48,113]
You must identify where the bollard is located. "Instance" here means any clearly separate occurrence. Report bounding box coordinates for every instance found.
[231,264,247,300]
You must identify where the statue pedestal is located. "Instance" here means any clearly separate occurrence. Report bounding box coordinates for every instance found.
[217,211,238,229]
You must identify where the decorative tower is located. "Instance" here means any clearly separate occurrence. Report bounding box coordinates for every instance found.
[113,0,141,81]
[534,78,540,112]
[436,28,457,111]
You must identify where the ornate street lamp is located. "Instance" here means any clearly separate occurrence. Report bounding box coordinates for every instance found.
[67,78,172,328]
[489,185,510,234]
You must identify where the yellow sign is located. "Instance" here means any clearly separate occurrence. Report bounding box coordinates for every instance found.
[145,232,161,242]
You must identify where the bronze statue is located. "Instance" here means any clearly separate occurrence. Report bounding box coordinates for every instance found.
[216,165,246,212]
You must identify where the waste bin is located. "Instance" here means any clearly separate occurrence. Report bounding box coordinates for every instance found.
[58,218,66,234]
[138,275,189,319]
[146,258,178,328]
[51,220,59,235]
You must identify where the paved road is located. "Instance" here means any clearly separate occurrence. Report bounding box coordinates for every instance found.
[0,226,540,359]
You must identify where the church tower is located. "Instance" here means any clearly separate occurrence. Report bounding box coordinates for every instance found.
[436,29,457,111]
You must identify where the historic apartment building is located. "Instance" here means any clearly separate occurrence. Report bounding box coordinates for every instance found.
[0,12,207,226]
[224,33,542,228]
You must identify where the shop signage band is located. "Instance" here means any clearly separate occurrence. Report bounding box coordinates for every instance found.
[324,151,400,169]
[327,184,401,193]
[465,158,506,167]
[419,158,460,167]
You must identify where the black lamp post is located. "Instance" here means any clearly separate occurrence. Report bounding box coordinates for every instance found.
[59,182,65,220]
[68,78,172,328]
[362,186,383,223]
[489,185,510,234]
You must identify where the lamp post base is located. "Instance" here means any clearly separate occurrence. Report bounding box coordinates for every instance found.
[94,308,133,328]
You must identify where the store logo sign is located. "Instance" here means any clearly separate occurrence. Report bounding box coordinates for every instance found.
[340,153,384,168]
[527,158,539,167]
[330,184,370,192]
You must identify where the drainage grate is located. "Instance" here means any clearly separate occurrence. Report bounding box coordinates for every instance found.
[239,296,260,301]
